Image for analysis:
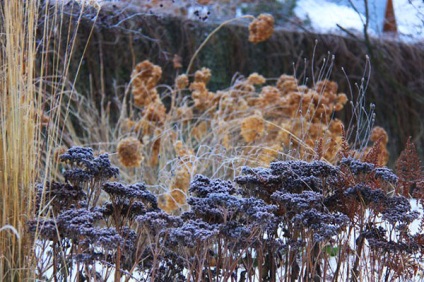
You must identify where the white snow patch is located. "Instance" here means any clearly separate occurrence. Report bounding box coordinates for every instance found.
[294,0,424,42]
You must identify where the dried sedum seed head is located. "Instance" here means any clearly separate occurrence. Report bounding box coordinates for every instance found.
[249,14,274,43]
[117,137,143,168]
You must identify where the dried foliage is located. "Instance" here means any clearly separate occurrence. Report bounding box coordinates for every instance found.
[396,137,424,198]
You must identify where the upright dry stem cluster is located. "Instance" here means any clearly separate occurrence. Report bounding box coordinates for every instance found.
[1,0,101,279]
[0,1,40,280]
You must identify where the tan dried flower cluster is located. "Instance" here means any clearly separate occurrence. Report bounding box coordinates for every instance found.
[159,141,196,213]
[241,113,265,142]
[194,67,212,84]
[122,63,389,213]
[117,137,143,168]
[248,14,274,43]
[125,61,168,169]
[247,73,266,85]
[131,60,162,108]
[190,81,216,110]
[175,74,189,90]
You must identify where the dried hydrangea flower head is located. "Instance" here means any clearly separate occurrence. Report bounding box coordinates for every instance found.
[248,14,274,43]
[131,60,162,107]
[142,100,166,124]
[190,81,215,110]
[370,126,389,145]
[120,118,136,135]
[247,73,266,85]
[194,67,212,84]
[240,112,265,143]
[117,137,143,168]
[276,74,298,95]
[175,74,189,90]
[160,141,196,213]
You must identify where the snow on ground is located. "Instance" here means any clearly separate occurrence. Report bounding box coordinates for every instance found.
[294,0,424,42]
[295,0,366,32]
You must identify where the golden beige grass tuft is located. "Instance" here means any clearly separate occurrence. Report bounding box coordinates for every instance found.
[1,1,40,279]
[1,0,100,279]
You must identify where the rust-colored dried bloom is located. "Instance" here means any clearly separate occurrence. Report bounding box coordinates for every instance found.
[175,104,193,121]
[259,144,281,166]
[175,74,189,90]
[150,135,161,167]
[257,86,281,109]
[328,119,344,136]
[131,60,162,107]
[190,81,215,110]
[337,93,348,104]
[132,60,162,88]
[143,101,166,124]
[172,54,183,69]
[261,86,280,100]
[120,118,136,134]
[334,93,348,111]
[359,126,389,166]
[117,137,143,168]
[161,140,196,213]
[172,168,191,195]
[191,121,209,141]
[149,138,161,167]
[370,126,389,145]
[241,114,265,142]
[249,14,274,43]
[194,67,212,84]
[247,73,266,85]
[276,75,298,95]
[174,140,194,159]
[315,79,338,94]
